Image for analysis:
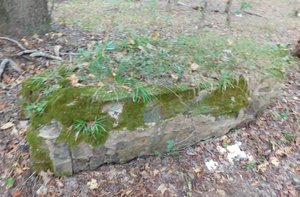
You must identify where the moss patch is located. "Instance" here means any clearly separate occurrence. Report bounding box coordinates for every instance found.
[26,130,53,172]
[195,77,249,118]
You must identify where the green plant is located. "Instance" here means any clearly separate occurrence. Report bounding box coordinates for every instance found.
[24,100,48,115]
[283,132,295,143]
[166,139,179,155]
[5,177,14,188]
[279,109,290,120]
[132,87,153,103]
[244,160,257,171]
[235,1,253,14]
[43,84,62,96]
[72,117,108,140]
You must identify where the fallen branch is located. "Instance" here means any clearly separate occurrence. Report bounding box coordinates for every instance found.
[0,59,22,79]
[29,51,63,61]
[0,36,62,61]
[17,50,37,56]
[0,36,27,50]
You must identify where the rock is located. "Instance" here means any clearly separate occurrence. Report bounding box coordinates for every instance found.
[25,77,282,175]
[38,121,61,140]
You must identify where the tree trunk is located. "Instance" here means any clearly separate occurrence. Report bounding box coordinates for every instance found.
[0,0,50,36]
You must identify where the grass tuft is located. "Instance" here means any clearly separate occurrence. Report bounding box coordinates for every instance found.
[72,117,108,140]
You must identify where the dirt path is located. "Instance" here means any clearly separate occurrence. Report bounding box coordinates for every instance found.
[0,0,300,196]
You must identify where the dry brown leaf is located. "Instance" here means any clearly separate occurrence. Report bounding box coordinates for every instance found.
[257,162,269,172]
[275,147,293,156]
[129,169,138,177]
[53,45,62,57]
[2,73,11,83]
[192,166,203,174]
[146,43,156,50]
[170,74,179,81]
[1,122,15,130]
[68,74,79,85]
[270,156,280,166]
[87,179,98,190]
[67,74,84,87]
[151,32,160,41]
[157,183,168,195]
[39,170,51,185]
[190,63,200,72]
[128,38,135,45]
[12,190,22,197]
[121,85,132,92]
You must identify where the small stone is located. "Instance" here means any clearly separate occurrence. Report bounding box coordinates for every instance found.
[38,121,61,140]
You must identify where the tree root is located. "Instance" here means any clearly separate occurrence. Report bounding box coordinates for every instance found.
[0,37,27,50]
[0,59,22,80]
[0,36,62,61]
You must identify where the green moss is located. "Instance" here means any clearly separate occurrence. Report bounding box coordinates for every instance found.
[195,77,249,117]
[21,77,46,102]
[26,130,53,172]
[29,87,117,147]
[116,100,147,130]
[116,87,199,131]
[157,89,198,119]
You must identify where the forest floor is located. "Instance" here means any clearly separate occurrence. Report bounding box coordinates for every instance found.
[0,0,300,196]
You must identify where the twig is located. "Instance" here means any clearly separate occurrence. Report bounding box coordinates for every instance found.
[0,37,27,50]
[29,51,63,61]
[20,172,37,187]
[243,10,263,18]
[0,59,22,79]
[17,50,37,56]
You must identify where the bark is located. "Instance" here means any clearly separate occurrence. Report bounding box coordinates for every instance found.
[0,0,50,36]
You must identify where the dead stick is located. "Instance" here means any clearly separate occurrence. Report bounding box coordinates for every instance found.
[225,0,233,27]
[30,51,62,61]
[0,37,27,50]
[243,10,263,18]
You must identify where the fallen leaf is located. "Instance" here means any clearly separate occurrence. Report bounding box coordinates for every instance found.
[121,85,132,92]
[54,45,62,57]
[1,122,15,130]
[192,166,202,173]
[87,179,98,190]
[68,74,79,85]
[216,189,226,197]
[129,169,138,177]
[157,183,168,195]
[170,74,179,81]
[39,171,51,185]
[128,38,135,45]
[275,147,293,156]
[190,63,199,72]
[36,185,47,196]
[2,73,11,83]
[257,162,269,172]
[146,43,156,50]
[270,156,280,166]
[12,190,22,197]
[67,74,84,87]
[56,179,64,188]
[151,32,160,41]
